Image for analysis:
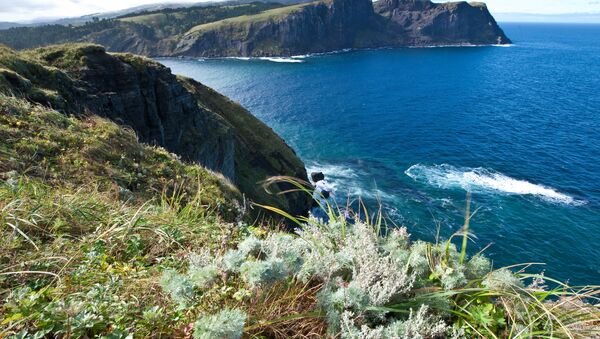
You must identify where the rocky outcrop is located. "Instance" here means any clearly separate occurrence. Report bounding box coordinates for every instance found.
[375,0,511,46]
[0,44,311,217]
[173,0,510,57]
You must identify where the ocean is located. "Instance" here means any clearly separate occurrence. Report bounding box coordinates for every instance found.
[159,23,600,286]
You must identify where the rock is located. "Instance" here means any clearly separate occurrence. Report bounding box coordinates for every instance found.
[0,44,312,218]
[311,172,325,183]
[173,0,380,57]
[170,0,510,57]
[375,0,511,46]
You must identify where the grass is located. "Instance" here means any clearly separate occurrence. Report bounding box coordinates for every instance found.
[179,77,310,222]
[0,44,311,219]
[0,95,247,337]
[186,2,317,35]
[117,2,287,38]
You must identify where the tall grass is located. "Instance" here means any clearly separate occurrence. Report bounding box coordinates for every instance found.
[257,177,600,338]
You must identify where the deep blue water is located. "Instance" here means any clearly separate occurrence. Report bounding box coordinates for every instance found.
[160,23,600,285]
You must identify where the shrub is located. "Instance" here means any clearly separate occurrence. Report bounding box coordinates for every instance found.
[193,308,246,339]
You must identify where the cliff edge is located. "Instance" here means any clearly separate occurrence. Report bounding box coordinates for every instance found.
[0,44,311,217]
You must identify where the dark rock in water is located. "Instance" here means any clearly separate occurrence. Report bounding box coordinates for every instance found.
[0,0,510,57]
[311,172,325,182]
[0,44,311,218]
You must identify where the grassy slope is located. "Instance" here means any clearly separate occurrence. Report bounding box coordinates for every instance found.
[0,95,248,336]
[186,2,316,35]
[119,3,284,28]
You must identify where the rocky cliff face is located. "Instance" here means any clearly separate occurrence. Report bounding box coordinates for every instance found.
[375,0,511,46]
[174,0,380,57]
[0,44,311,217]
[173,0,509,57]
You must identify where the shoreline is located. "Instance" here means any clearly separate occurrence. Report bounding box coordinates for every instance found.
[155,43,515,63]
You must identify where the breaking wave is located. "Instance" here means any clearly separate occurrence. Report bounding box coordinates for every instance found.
[258,57,304,63]
[405,164,583,205]
[306,161,394,201]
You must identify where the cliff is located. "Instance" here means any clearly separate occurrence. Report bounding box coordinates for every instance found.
[374,0,512,46]
[0,0,511,57]
[174,0,383,57]
[172,0,510,57]
[0,44,311,217]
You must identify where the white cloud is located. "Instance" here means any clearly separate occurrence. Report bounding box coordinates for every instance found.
[434,0,600,15]
[0,0,203,22]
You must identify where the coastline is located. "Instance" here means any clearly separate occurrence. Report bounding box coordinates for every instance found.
[157,43,515,63]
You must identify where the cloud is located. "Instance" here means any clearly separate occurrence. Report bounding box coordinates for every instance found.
[0,0,200,22]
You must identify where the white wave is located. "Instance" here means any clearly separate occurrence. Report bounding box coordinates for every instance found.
[223,57,252,61]
[258,57,304,63]
[306,161,395,201]
[409,43,513,49]
[405,164,583,205]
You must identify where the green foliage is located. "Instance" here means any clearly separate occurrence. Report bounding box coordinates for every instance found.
[0,95,242,216]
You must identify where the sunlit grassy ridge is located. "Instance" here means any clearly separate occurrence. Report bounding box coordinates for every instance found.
[186,2,317,35]
[1,96,599,338]
[119,2,286,37]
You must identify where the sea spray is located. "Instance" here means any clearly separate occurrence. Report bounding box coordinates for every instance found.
[405,164,584,205]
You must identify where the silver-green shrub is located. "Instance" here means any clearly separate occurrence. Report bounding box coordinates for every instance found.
[162,216,529,338]
[193,308,246,339]
[160,270,195,309]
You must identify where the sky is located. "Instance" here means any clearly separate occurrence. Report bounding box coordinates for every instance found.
[0,0,599,23]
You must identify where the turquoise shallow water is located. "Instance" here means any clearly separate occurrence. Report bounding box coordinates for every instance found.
[159,23,600,285]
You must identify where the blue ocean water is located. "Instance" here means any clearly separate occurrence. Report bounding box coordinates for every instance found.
[160,23,600,285]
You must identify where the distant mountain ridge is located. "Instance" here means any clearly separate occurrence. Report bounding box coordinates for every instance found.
[494,12,600,24]
[0,0,510,57]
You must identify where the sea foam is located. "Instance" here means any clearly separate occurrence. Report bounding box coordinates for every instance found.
[258,57,304,63]
[306,161,395,201]
[405,164,583,205]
